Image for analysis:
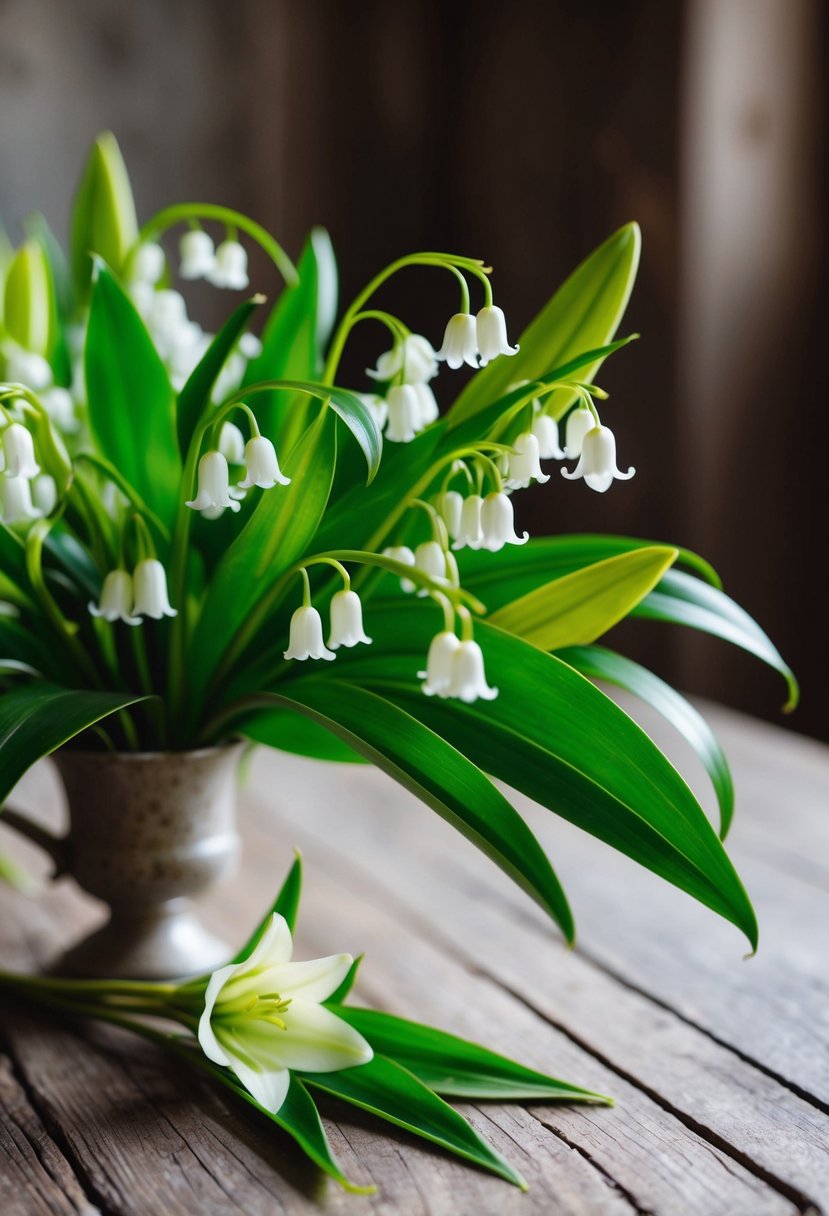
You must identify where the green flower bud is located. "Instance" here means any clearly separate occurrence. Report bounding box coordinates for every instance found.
[3,240,55,356]
[70,131,139,297]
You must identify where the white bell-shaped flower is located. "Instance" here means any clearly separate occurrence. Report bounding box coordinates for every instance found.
[452,494,484,551]
[476,305,518,366]
[41,386,78,432]
[357,393,388,431]
[186,451,241,514]
[239,331,263,359]
[327,589,372,649]
[209,240,249,290]
[218,421,246,464]
[446,640,499,703]
[31,474,57,516]
[564,406,595,459]
[284,605,335,661]
[480,492,529,551]
[412,382,439,427]
[506,432,549,489]
[366,334,437,384]
[133,559,177,619]
[414,540,450,593]
[419,630,461,697]
[0,475,40,523]
[382,545,417,593]
[532,412,565,459]
[88,569,140,626]
[210,350,247,404]
[130,242,165,285]
[385,384,421,443]
[437,490,463,540]
[562,425,635,493]
[179,230,216,280]
[3,348,53,390]
[128,281,155,319]
[436,313,479,370]
[2,424,40,479]
[238,436,291,490]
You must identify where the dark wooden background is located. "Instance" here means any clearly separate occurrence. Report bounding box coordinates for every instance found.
[1,0,826,738]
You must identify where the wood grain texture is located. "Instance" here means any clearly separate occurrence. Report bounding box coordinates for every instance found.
[1,700,827,1214]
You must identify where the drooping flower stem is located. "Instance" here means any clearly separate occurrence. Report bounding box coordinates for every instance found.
[135,204,298,287]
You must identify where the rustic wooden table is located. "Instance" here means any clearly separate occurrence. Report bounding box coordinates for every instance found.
[1,699,827,1216]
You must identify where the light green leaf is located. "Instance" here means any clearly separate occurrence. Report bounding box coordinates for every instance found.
[448,222,640,425]
[301,1054,526,1189]
[70,132,139,297]
[488,546,678,650]
[330,1007,610,1104]
[85,263,181,522]
[261,681,574,941]
[559,644,735,839]
[3,240,54,356]
[0,684,147,808]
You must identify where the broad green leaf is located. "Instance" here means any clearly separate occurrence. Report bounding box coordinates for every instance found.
[635,570,798,711]
[85,263,181,522]
[176,294,263,457]
[242,706,363,763]
[448,222,640,424]
[70,132,139,297]
[330,1007,610,1103]
[302,1054,526,1189]
[188,407,336,698]
[231,853,303,964]
[328,603,757,949]
[260,681,574,940]
[0,684,147,808]
[489,546,677,650]
[560,644,735,839]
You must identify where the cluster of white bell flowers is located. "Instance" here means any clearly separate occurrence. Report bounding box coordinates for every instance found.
[0,420,58,524]
[185,430,290,520]
[284,576,372,662]
[437,305,519,369]
[89,560,177,624]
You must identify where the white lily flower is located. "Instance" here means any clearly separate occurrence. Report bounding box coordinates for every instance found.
[0,475,40,523]
[414,540,450,592]
[382,545,417,593]
[412,382,439,427]
[480,492,529,550]
[562,425,635,493]
[452,494,484,551]
[564,406,595,459]
[437,490,463,540]
[186,451,241,514]
[209,240,249,290]
[328,589,372,649]
[284,605,336,661]
[238,436,291,490]
[436,313,479,370]
[2,347,53,391]
[179,230,216,280]
[2,424,40,479]
[41,386,78,433]
[532,412,565,460]
[133,559,177,619]
[385,384,421,443]
[366,334,437,384]
[419,630,461,697]
[198,913,373,1113]
[218,421,246,465]
[88,569,140,626]
[446,640,499,703]
[506,432,550,489]
[129,242,165,285]
[476,305,518,366]
[31,474,58,516]
[357,393,388,431]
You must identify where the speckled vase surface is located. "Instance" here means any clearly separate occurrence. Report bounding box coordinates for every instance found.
[51,744,243,980]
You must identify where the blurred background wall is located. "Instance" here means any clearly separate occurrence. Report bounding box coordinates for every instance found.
[1,0,826,738]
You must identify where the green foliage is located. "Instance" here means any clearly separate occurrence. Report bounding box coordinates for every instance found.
[69,131,139,298]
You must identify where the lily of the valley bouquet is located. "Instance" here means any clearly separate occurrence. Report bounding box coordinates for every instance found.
[0,133,795,1190]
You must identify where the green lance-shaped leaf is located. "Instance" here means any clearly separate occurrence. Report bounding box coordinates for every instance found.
[0,684,148,808]
[85,262,181,523]
[260,681,574,941]
[242,706,364,763]
[176,294,264,458]
[301,1054,526,1189]
[70,131,139,298]
[188,407,337,701]
[231,853,303,964]
[448,221,641,425]
[488,546,678,651]
[3,240,55,356]
[330,1007,610,1104]
[328,603,757,949]
[634,569,798,711]
[559,644,735,839]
